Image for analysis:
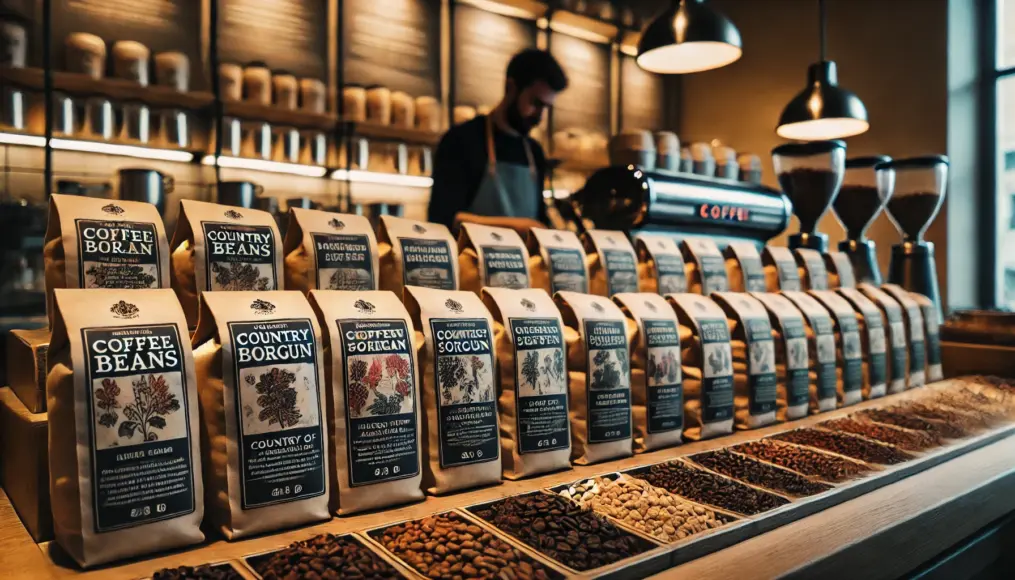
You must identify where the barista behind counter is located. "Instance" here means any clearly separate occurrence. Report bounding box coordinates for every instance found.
[428,49,568,236]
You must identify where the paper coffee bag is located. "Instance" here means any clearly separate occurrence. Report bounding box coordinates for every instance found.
[171,200,283,327]
[751,292,810,420]
[808,290,864,407]
[481,288,571,479]
[378,216,459,300]
[711,292,778,429]
[613,293,684,452]
[283,208,378,293]
[308,290,424,514]
[824,252,856,289]
[555,291,634,464]
[634,234,687,294]
[858,283,909,394]
[837,287,888,400]
[723,241,767,293]
[795,248,830,291]
[666,293,734,440]
[584,230,639,297]
[910,292,943,382]
[882,283,927,388]
[527,228,589,295]
[680,238,729,295]
[762,246,802,291]
[44,194,170,325]
[782,291,839,412]
[404,287,500,494]
[48,289,203,567]
[192,291,330,539]
[459,223,530,294]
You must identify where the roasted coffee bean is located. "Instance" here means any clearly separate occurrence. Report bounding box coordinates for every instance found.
[731,439,871,482]
[770,428,912,465]
[857,408,968,439]
[251,534,400,580]
[819,417,941,451]
[378,511,557,579]
[898,403,989,433]
[689,450,832,497]
[153,564,242,580]
[634,461,790,516]
[559,475,731,543]
[927,390,1011,423]
[472,493,650,571]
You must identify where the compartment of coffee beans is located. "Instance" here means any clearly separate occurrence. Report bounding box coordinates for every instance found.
[857,408,968,440]
[929,389,1015,423]
[818,417,941,452]
[630,460,790,516]
[153,564,244,580]
[246,534,403,580]
[468,492,655,572]
[769,428,913,465]
[898,402,991,433]
[731,439,873,483]
[555,474,736,543]
[371,511,561,580]
[689,450,833,498]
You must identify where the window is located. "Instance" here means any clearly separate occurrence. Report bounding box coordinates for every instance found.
[997,1,1015,307]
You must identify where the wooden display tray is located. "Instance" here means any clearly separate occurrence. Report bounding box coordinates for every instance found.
[0,66,215,111]
[7,385,1015,579]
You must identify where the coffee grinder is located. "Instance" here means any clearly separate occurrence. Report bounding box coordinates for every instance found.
[771,140,846,252]
[885,156,949,322]
[832,156,893,283]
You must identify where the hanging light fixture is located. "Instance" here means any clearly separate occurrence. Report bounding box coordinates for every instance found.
[636,0,742,74]
[777,0,869,140]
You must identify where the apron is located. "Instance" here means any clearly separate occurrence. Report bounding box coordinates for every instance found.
[466,115,541,219]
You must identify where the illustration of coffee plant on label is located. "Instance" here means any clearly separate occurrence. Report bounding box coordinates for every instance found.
[708,347,731,375]
[328,268,371,290]
[348,355,413,418]
[254,368,302,429]
[751,342,773,372]
[520,349,565,395]
[438,355,491,405]
[86,264,157,288]
[212,262,271,291]
[591,349,628,391]
[95,374,180,441]
[647,350,679,386]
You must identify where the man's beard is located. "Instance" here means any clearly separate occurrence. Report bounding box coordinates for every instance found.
[506,99,541,135]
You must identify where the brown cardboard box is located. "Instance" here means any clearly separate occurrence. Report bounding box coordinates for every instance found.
[7,328,50,413]
[0,387,51,542]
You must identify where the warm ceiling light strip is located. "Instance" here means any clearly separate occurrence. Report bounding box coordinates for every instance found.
[0,132,46,147]
[50,139,195,162]
[332,169,433,189]
[204,155,329,177]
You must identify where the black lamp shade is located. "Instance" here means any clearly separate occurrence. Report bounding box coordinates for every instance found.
[777,61,869,141]
[636,0,742,74]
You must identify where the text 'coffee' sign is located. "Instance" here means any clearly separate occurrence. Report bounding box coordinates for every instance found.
[621,56,665,131]
[344,0,440,99]
[453,5,536,109]
[550,32,610,135]
[52,0,201,79]
[218,0,328,81]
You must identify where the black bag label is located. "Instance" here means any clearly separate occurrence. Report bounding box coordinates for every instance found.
[202,222,278,291]
[312,233,374,291]
[338,319,419,486]
[839,318,863,393]
[400,238,455,290]
[811,317,838,401]
[643,319,683,434]
[83,324,195,533]
[781,317,810,407]
[653,254,687,294]
[229,319,326,509]
[699,319,734,423]
[430,318,498,467]
[76,219,161,289]
[698,255,729,294]
[584,319,632,443]
[926,327,942,366]
[865,317,888,388]
[602,249,639,296]
[741,257,767,292]
[889,320,908,382]
[546,247,589,294]
[745,318,777,415]
[510,318,569,453]
[481,246,529,289]
[799,251,829,290]
[906,309,927,376]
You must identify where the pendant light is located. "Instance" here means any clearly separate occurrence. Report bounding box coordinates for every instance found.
[777,0,869,140]
[636,0,742,74]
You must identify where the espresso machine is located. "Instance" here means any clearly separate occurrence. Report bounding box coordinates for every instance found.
[832,156,893,283]
[771,140,846,252]
[885,156,948,323]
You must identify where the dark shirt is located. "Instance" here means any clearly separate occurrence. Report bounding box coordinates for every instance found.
[428,115,548,229]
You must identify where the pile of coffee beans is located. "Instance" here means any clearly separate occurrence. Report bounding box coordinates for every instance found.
[634,461,789,516]
[900,403,988,433]
[731,440,872,482]
[153,565,242,580]
[559,475,730,543]
[689,450,832,497]
[250,534,401,580]
[929,390,1010,423]
[471,493,651,571]
[857,408,967,439]
[819,418,941,451]
[770,428,912,465]
[376,512,556,580]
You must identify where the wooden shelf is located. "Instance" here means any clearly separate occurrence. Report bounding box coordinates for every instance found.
[342,119,443,146]
[0,67,215,111]
[223,100,337,131]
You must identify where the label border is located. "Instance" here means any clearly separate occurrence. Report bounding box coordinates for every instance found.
[582,318,631,444]
[508,316,569,454]
[75,218,162,289]
[201,221,278,292]
[310,232,375,291]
